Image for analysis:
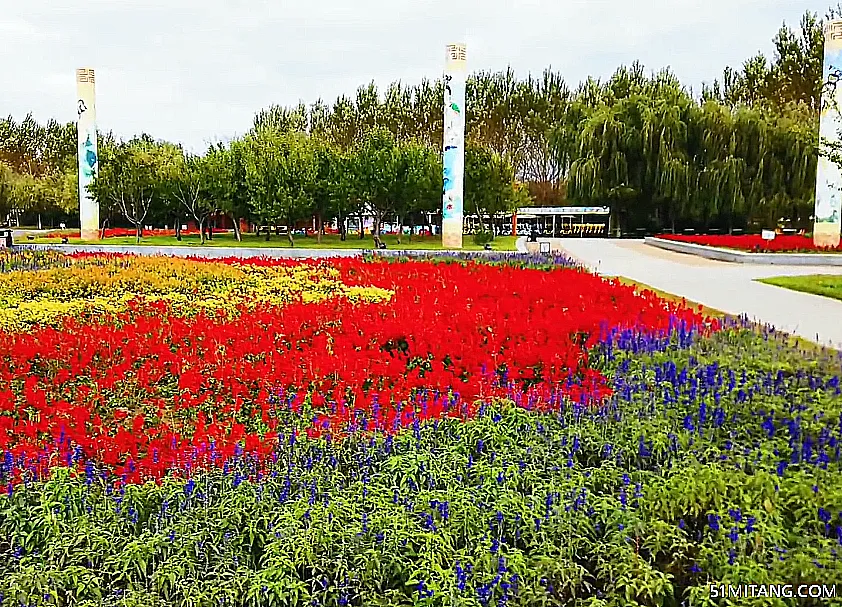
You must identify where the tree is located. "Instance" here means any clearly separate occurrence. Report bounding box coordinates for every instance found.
[252,102,308,134]
[165,150,215,244]
[0,163,17,224]
[89,138,169,243]
[350,129,399,247]
[392,141,440,243]
[308,138,339,244]
[465,143,522,237]
[329,150,361,241]
[712,11,822,112]
[243,130,316,246]
[205,142,250,242]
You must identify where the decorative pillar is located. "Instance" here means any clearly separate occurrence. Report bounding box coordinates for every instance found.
[76,68,100,241]
[442,43,466,249]
[815,21,842,248]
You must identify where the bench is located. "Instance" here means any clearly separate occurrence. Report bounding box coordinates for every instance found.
[256,225,289,236]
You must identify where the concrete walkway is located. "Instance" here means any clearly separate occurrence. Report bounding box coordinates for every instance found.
[16,243,363,259]
[13,243,511,260]
[555,238,842,349]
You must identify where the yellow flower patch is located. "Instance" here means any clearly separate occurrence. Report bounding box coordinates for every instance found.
[0,255,393,331]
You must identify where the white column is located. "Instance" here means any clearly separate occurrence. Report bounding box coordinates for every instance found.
[442,43,466,249]
[815,21,842,248]
[76,68,100,241]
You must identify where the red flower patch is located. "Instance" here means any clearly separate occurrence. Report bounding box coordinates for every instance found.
[657,234,842,253]
[0,257,714,484]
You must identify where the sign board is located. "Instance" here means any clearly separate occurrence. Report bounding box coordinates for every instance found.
[761,230,776,240]
[814,20,842,247]
[76,68,99,241]
[442,43,467,249]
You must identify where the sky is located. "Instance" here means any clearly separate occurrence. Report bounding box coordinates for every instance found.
[0,0,828,152]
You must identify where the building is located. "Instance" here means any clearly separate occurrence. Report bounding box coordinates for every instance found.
[464,207,611,237]
[514,207,610,237]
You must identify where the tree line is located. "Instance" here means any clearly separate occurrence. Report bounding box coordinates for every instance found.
[0,8,833,237]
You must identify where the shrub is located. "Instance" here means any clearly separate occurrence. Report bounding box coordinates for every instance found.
[473,230,493,246]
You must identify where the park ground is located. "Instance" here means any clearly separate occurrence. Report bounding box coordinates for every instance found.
[553,238,842,350]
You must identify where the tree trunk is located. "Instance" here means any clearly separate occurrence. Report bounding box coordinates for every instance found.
[135,222,141,244]
[232,216,242,241]
[207,216,214,241]
[359,215,365,240]
[316,211,323,244]
[373,213,383,248]
[175,219,182,241]
[396,214,404,244]
[339,212,346,241]
[198,217,206,245]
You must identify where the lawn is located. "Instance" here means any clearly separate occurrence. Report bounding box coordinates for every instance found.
[758,274,842,303]
[0,250,840,605]
[24,231,519,251]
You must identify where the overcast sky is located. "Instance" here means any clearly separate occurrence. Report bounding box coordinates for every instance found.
[0,0,827,152]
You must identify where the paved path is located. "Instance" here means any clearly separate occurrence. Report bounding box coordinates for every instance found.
[17,243,364,259]
[555,238,842,349]
[13,243,511,260]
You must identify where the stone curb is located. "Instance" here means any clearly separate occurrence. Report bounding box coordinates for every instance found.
[644,237,842,266]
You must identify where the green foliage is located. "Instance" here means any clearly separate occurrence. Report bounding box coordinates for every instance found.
[708,11,823,112]
[465,144,523,235]
[394,142,441,218]
[242,130,317,245]
[1,327,840,605]
[206,141,253,239]
[565,69,818,232]
[88,137,177,241]
[347,129,400,242]
[472,231,493,246]
[0,114,119,224]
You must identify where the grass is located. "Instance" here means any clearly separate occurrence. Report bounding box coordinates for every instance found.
[23,232,518,252]
[757,274,842,303]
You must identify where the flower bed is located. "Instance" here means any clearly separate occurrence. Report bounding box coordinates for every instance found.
[0,251,838,605]
[656,233,842,253]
